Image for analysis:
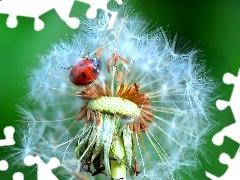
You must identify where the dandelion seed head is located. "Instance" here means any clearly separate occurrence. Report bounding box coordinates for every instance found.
[13,3,217,180]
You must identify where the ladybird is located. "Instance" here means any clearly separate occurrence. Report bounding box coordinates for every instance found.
[69,48,102,86]
[69,57,101,86]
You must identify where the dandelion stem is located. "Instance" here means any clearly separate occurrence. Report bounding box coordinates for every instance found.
[111,135,126,180]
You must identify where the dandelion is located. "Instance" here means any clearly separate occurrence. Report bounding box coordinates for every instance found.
[13,3,216,180]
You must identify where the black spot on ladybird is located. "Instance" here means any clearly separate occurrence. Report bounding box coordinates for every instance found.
[82,72,87,78]
[79,63,84,66]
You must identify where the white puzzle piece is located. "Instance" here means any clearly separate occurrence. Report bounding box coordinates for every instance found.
[0,0,79,31]
[206,69,240,179]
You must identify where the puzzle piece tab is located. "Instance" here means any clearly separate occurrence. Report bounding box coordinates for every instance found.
[0,0,79,31]
[0,126,15,146]
[0,160,8,171]
[13,172,24,180]
[24,155,60,180]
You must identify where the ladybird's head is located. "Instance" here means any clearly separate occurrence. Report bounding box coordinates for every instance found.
[90,57,101,71]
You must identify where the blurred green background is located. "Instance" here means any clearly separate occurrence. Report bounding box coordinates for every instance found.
[0,0,240,179]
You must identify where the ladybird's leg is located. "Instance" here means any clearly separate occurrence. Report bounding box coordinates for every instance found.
[61,66,73,70]
[78,50,82,57]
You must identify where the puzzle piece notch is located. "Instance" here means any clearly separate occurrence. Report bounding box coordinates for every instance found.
[6,15,45,31]
[219,70,240,121]
[0,126,15,146]
[206,148,240,180]
[77,0,122,29]
[212,70,240,146]
[216,100,229,111]
[216,71,240,111]
[24,155,60,180]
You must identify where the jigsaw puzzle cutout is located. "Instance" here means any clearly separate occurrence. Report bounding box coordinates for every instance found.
[0,126,16,175]
[0,0,122,31]
[0,160,24,180]
[0,126,14,172]
[206,148,240,180]
[24,155,60,180]
[0,126,15,146]
[13,172,24,180]
[0,160,8,171]
[206,69,240,179]
[0,126,60,179]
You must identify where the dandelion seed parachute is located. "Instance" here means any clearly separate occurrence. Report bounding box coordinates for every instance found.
[13,3,216,180]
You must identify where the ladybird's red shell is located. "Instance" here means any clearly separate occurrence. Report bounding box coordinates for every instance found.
[69,59,100,86]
